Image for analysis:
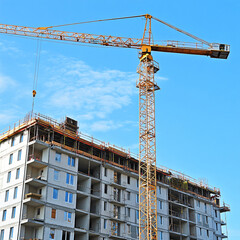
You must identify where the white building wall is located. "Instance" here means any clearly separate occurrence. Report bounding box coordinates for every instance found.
[0,132,28,240]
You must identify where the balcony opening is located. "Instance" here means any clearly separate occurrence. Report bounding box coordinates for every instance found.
[76,195,89,212]
[75,213,88,230]
[114,171,121,185]
[91,181,100,197]
[77,175,90,193]
[89,216,100,232]
[90,198,100,215]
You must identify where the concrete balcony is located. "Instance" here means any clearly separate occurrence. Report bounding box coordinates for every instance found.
[169,210,187,221]
[215,232,228,239]
[189,209,196,223]
[74,228,87,234]
[76,189,88,197]
[20,225,43,240]
[77,174,91,194]
[25,175,47,188]
[22,203,45,222]
[169,224,181,234]
[90,171,100,180]
[110,231,126,239]
[89,229,100,236]
[169,220,189,236]
[21,216,44,227]
[75,212,88,232]
[110,178,127,189]
[76,195,89,212]
[189,226,197,238]
[221,234,228,239]
[90,181,101,198]
[90,208,100,216]
[124,215,130,222]
[25,192,41,200]
[23,193,44,207]
[109,212,126,222]
[27,155,47,169]
[90,193,100,200]
[219,203,230,213]
[89,219,100,235]
[110,221,125,239]
[75,208,88,216]
[109,236,127,240]
[169,195,194,208]
[74,230,87,240]
[202,222,209,228]
[109,194,125,206]
[189,216,196,222]
[168,190,194,208]
[78,158,100,180]
[221,220,226,225]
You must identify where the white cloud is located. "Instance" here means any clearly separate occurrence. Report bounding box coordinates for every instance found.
[124,142,139,152]
[0,74,16,93]
[156,76,168,81]
[0,110,18,128]
[0,41,20,54]
[90,120,123,132]
[86,119,137,132]
[38,54,167,133]
[42,55,136,115]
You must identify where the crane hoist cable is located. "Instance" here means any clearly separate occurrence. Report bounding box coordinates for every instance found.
[31,38,42,116]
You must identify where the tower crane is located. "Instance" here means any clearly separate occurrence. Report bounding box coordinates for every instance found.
[0,14,230,240]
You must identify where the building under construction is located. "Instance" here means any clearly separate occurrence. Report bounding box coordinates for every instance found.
[0,113,229,240]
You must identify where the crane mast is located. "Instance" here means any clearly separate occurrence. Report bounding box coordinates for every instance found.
[137,15,159,239]
[0,15,230,240]
[138,51,159,239]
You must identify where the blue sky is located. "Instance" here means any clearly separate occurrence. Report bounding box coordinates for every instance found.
[0,0,239,238]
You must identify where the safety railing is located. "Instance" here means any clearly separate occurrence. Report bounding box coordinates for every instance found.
[153,40,230,51]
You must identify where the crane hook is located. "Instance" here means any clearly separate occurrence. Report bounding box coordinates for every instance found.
[32,90,37,98]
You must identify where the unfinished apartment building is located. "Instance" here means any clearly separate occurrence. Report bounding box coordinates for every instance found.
[0,113,229,240]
